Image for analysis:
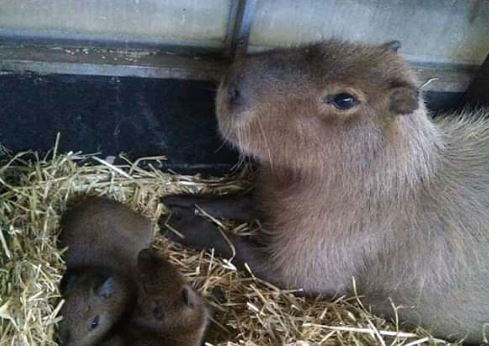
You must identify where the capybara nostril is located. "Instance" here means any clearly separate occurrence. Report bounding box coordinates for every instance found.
[227,81,243,108]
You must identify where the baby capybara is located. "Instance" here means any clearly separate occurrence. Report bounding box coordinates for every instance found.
[164,39,489,343]
[58,197,153,345]
[58,270,132,346]
[59,197,153,277]
[101,249,210,346]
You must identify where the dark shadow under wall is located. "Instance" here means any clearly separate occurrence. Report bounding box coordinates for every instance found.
[0,73,238,174]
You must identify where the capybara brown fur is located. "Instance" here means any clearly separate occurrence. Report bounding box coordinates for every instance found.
[59,197,153,277]
[58,270,133,346]
[164,39,489,343]
[102,249,210,346]
[58,197,153,345]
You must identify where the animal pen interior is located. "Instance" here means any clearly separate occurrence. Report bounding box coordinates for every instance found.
[0,0,488,345]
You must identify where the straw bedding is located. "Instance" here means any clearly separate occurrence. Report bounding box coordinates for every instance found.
[0,147,455,345]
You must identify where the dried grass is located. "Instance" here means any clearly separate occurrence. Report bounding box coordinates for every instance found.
[0,148,457,346]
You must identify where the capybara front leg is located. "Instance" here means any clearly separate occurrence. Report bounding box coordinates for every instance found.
[162,194,258,223]
[161,206,275,284]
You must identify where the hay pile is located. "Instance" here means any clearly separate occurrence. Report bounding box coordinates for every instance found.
[0,148,454,346]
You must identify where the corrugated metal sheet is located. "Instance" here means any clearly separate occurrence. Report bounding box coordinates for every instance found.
[0,0,231,47]
[0,0,487,89]
[249,0,489,65]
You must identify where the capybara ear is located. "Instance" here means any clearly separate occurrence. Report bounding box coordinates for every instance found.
[389,85,419,115]
[137,248,155,270]
[60,271,77,294]
[380,40,402,53]
[182,285,196,309]
[95,276,114,298]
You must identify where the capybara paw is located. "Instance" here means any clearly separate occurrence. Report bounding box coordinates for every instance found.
[162,206,225,252]
[162,194,201,208]
[163,194,257,222]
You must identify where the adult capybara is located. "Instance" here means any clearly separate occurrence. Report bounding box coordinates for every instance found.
[164,39,489,343]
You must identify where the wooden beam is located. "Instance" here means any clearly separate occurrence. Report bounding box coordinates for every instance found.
[0,42,480,94]
[0,43,224,82]
[411,62,479,93]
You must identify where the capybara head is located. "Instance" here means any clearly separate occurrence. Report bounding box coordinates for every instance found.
[216,39,421,171]
[58,271,130,346]
[134,249,209,335]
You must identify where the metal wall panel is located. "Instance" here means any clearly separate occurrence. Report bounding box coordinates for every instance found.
[0,0,231,47]
[0,0,487,91]
[249,0,489,65]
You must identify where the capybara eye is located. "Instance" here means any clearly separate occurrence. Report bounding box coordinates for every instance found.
[325,93,360,110]
[90,315,100,331]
